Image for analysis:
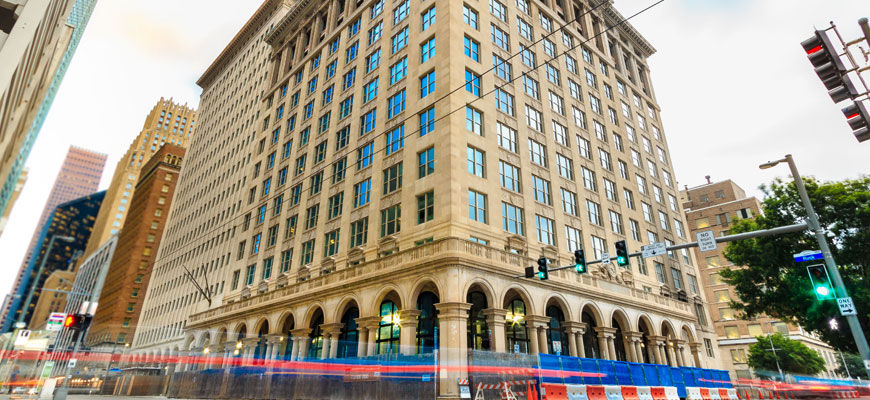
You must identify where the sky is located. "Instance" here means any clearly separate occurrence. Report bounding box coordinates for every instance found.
[0,0,867,303]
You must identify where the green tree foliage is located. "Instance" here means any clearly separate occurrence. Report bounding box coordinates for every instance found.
[747,333,825,375]
[720,177,870,352]
[835,352,864,378]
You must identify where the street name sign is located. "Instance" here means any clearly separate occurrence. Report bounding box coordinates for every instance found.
[601,252,611,265]
[46,313,66,332]
[641,242,666,258]
[838,297,857,316]
[793,250,824,263]
[696,231,717,252]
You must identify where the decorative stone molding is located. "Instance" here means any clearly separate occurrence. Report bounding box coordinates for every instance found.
[505,235,527,255]
[321,256,335,275]
[257,279,269,294]
[540,245,559,262]
[347,246,365,266]
[276,271,290,288]
[241,285,252,299]
[378,236,398,257]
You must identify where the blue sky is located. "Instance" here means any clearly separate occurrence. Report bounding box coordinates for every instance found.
[0,0,867,302]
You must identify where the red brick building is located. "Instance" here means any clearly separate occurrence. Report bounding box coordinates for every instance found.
[87,144,185,346]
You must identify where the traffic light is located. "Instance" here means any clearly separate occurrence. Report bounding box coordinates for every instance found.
[537,257,549,280]
[806,264,835,300]
[64,314,84,331]
[524,266,535,279]
[801,30,856,103]
[614,240,629,267]
[574,249,587,274]
[842,101,870,142]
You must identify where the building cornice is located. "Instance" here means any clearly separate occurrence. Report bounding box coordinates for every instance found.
[602,3,656,57]
[264,0,318,46]
[196,0,283,89]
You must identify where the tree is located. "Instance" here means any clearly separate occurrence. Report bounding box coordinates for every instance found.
[720,177,870,352]
[747,333,825,376]
[835,352,863,378]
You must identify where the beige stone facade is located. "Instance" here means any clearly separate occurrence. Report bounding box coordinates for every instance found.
[681,180,841,379]
[0,167,26,237]
[134,0,723,396]
[78,98,195,265]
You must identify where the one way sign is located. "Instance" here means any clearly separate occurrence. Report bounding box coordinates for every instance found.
[838,297,857,316]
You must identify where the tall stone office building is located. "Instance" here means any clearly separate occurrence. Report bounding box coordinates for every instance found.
[134,0,722,396]
[78,98,195,265]
[681,179,840,379]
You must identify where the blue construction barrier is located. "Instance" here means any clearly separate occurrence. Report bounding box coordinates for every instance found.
[538,354,731,394]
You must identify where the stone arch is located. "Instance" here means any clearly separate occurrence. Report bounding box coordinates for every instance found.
[302,303,326,328]
[464,278,496,307]
[545,294,574,322]
[501,285,534,312]
[372,286,403,314]
[198,331,212,349]
[276,311,296,334]
[409,276,443,304]
[215,327,228,346]
[183,334,196,351]
[610,309,632,362]
[660,320,677,339]
[333,295,362,324]
[579,302,604,327]
[254,317,270,336]
[638,314,656,337]
[610,308,633,332]
[680,324,696,342]
[231,321,248,340]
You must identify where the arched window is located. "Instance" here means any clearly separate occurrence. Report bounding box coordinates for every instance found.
[254,322,269,361]
[466,291,490,351]
[546,306,568,355]
[416,292,439,354]
[581,311,599,359]
[307,310,324,359]
[235,326,247,358]
[376,300,400,354]
[638,322,651,364]
[337,307,359,358]
[505,298,529,354]
[612,317,627,361]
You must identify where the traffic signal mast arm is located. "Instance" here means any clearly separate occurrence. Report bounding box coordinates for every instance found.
[515,222,809,278]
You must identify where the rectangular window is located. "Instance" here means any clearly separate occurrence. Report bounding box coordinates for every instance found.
[490,24,510,51]
[420,71,435,98]
[581,167,596,191]
[262,257,273,280]
[350,218,368,247]
[463,5,479,29]
[300,240,315,266]
[324,230,340,257]
[501,202,525,235]
[466,106,482,135]
[535,215,555,245]
[561,188,578,216]
[305,204,320,230]
[332,157,347,184]
[245,265,256,286]
[387,89,406,118]
[391,27,409,53]
[353,178,371,207]
[421,37,435,62]
[531,175,551,205]
[421,6,436,31]
[525,105,542,132]
[499,161,521,192]
[389,57,408,84]
[609,210,624,234]
[494,88,514,115]
[366,49,381,73]
[417,191,434,223]
[468,190,487,223]
[328,192,344,219]
[418,147,434,178]
[464,36,480,62]
[466,146,485,177]
[465,70,481,96]
[383,162,403,194]
[381,204,401,236]
[565,226,582,251]
[497,122,517,152]
[528,139,547,167]
[556,154,573,180]
[587,200,602,226]
[493,55,512,80]
[361,109,377,135]
[386,125,405,154]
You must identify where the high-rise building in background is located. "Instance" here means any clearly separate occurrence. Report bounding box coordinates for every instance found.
[681,179,841,379]
[132,0,291,352]
[4,190,105,331]
[0,0,99,224]
[88,144,186,348]
[78,98,195,270]
[0,146,106,332]
[0,167,27,237]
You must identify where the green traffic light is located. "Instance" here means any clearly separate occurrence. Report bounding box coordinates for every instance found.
[617,256,627,265]
[538,271,545,279]
[815,285,830,297]
[575,264,586,273]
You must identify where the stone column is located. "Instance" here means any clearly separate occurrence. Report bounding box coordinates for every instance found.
[646,336,663,364]
[398,309,422,355]
[689,342,702,368]
[674,340,687,367]
[526,315,550,355]
[483,308,507,353]
[434,302,472,400]
[222,341,237,367]
[666,341,678,367]
[356,317,381,356]
[575,323,588,358]
[356,326,368,357]
[320,323,343,359]
[290,328,311,360]
[625,333,642,363]
[563,322,585,357]
[243,338,259,363]
[594,327,616,360]
[634,341,645,363]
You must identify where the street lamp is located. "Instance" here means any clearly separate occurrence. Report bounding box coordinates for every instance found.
[759,154,870,379]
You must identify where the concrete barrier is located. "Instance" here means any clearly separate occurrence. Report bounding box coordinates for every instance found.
[636,386,653,400]
[604,385,623,400]
[664,386,679,400]
[566,384,589,400]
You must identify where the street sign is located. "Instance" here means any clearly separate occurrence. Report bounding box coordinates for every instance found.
[46,313,66,332]
[460,385,471,399]
[14,329,31,346]
[696,230,717,252]
[837,297,857,316]
[68,358,77,368]
[601,252,611,265]
[641,242,666,258]
[793,250,824,263]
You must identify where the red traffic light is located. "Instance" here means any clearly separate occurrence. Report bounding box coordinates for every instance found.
[64,315,75,327]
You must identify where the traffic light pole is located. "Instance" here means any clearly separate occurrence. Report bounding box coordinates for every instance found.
[515,222,810,277]
[781,154,870,379]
